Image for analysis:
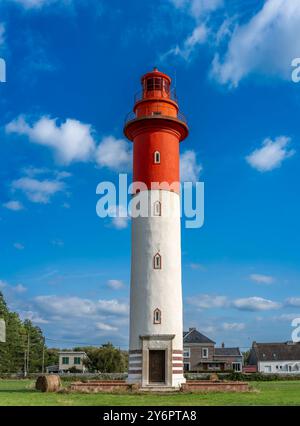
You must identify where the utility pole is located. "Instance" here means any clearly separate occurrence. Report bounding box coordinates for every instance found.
[42,339,45,374]
[26,333,30,375]
[24,350,27,378]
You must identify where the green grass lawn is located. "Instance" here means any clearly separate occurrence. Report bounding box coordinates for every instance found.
[0,380,300,406]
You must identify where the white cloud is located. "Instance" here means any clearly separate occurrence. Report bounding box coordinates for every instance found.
[246,136,295,172]
[286,298,300,308]
[95,136,132,171]
[6,116,96,165]
[274,313,300,322]
[212,0,300,86]
[187,294,281,311]
[96,322,118,332]
[21,310,50,324]
[107,280,124,290]
[180,150,202,183]
[250,274,275,285]
[14,242,25,250]
[10,0,71,9]
[34,295,129,318]
[3,200,24,211]
[170,0,223,19]
[109,205,130,230]
[0,280,27,294]
[186,294,229,309]
[11,176,66,203]
[164,24,208,61]
[222,322,245,331]
[233,296,281,311]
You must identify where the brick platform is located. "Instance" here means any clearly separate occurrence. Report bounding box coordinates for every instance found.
[183,380,250,392]
[70,380,250,393]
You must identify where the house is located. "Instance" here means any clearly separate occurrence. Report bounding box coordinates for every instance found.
[58,351,87,373]
[183,328,243,372]
[248,341,300,374]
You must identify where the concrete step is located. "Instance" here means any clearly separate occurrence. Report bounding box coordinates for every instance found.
[140,385,178,393]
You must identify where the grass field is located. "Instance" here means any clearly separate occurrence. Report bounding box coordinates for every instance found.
[0,380,300,406]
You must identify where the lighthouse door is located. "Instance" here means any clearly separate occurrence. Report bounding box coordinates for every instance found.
[149,350,165,383]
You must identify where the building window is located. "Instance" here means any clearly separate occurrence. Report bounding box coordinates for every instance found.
[153,308,161,324]
[153,252,162,269]
[183,348,190,358]
[232,362,241,372]
[202,348,208,359]
[154,151,161,164]
[74,357,81,365]
[153,201,161,217]
[62,357,69,365]
[184,363,190,372]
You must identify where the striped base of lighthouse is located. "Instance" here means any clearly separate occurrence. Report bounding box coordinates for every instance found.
[127,349,185,388]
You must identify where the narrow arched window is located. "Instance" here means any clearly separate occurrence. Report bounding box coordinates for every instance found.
[153,252,162,270]
[153,151,160,164]
[153,200,161,217]
[153,308,161,324]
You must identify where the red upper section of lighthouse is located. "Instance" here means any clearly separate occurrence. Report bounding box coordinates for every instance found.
[124,68,189,193]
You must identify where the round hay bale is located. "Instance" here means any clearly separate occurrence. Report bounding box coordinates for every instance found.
[36,375,61,392]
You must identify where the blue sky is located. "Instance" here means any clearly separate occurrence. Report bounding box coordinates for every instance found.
[0,0,300,350]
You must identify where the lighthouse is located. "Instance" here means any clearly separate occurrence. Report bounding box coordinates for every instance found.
[124,68,188,388]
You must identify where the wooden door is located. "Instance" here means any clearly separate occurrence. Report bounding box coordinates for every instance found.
[149,350,165,383]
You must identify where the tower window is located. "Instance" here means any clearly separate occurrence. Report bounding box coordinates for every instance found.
[153,308,161,324]
[154,151,161,164]
[153,200,161,217]
[153,252,162,270]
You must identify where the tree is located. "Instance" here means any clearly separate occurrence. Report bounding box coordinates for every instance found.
[83,343,128,373]
[23,319,45,373]
[0,292,25,373]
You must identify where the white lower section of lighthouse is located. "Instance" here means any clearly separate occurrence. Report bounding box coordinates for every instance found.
[128,190,185,388]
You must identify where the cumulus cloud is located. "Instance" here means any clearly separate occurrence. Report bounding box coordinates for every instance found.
[233,297,281,311]
[164,24,208,61]
[222,322,245,331]
[212,0,300,86]
[95,136,132,171]
[2,200,24,211]
[96,322,118,332]
[186,294,229,309]
[10,0,71,9]
[286,298,300,308]
[6,116,96,165]
[250,274,275,285]
[6,116,131,172]
[187,294,281,311]
[170,0,223,19]
[11,176,66,204]
[34,295,129,318]
[107,280,124,290]
[180,150,202,183]
[246,137,295,172]
[0,280,27,294]
[108,205,130,230]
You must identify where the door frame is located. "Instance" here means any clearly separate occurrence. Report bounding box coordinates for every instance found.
[140,334,175,387]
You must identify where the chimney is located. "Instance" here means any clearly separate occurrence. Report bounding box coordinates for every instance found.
[222,342,225,348]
